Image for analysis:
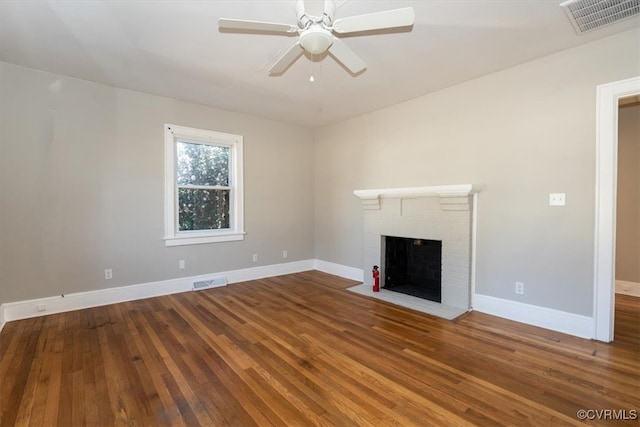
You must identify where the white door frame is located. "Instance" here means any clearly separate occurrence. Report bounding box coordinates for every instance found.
[594,76,640,342]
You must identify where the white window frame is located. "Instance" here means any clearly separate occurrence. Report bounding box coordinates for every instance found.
[164,124,244,246]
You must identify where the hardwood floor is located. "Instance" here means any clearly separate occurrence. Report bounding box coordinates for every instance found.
[1,271,638,426]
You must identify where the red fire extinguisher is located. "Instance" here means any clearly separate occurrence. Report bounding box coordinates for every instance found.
[372,265,380,292]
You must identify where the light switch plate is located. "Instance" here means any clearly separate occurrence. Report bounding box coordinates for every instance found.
[549,193,566,206]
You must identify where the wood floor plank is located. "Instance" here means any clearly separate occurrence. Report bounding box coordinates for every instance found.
[128,308,189,426]
[1,271,639,426]
[161,295,279,426]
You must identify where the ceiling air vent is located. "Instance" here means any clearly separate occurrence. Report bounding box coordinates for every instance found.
[560,0,639,34]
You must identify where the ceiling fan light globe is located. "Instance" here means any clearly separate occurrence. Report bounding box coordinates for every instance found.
[299,27,333,55]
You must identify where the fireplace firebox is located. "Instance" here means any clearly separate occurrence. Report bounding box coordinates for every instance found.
[383,236,442,303]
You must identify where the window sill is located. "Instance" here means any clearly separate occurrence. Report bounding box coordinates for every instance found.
[164,232,245,247]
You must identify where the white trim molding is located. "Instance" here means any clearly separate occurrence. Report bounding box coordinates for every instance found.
[615,280,640,297]
[164,124,245,246]
[594,76,640,342]
[314,259,364,282]
[353,184,473,209]
[471,193,478,307]
[474,294,593,339]
[0,258,604,341]
[1,260,314,325]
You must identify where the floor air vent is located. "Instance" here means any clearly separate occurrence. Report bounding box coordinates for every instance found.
[560,0,639,34]
[193,277,227,291]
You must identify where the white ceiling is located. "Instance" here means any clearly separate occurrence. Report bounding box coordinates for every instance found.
[1,0,638,128]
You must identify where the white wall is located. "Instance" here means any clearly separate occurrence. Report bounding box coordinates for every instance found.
[0,63,315,304]
[314,29,640,317]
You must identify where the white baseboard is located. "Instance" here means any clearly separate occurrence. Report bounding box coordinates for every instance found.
[313,259,364,282]
[0,259,315,327]
[473,293,594,339]
[223,259,315,283]
[0,260,601,343]
[615,280,640,297]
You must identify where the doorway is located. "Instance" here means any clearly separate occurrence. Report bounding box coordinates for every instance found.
[594,76,640,342]
[615,97,640,292]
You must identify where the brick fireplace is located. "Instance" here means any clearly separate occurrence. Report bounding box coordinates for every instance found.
[354,185,475,311]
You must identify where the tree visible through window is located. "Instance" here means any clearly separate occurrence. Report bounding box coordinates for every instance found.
[176,141,230,231]
[164,124,244,246]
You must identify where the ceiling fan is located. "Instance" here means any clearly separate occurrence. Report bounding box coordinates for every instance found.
[218,0,415,75]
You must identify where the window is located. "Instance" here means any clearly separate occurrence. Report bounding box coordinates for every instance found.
[164,124,244,246]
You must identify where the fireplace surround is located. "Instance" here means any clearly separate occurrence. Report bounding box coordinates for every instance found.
[354,185,475,312]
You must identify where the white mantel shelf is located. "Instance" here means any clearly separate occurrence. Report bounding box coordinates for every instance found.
[353,184,474,200]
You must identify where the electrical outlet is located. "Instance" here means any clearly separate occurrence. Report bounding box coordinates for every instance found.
[549,193,566,206]
[515,281,524,295]
[283,250,288,259]
[104,268,113,280]
[179,259,185,269]
[252,254,258,263]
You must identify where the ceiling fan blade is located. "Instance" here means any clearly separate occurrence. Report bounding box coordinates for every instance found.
[218,18,298,34]
[328,37,366,73]
[299,0,335,20]
[269,42,304,74]
[333,7,415,34]
[324,0,336,23]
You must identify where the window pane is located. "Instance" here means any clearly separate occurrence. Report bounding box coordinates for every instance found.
[178,188,230,231]
[176,142,229,186]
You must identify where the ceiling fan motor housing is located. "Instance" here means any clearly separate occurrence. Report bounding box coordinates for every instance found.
[299,26,333,54]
